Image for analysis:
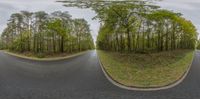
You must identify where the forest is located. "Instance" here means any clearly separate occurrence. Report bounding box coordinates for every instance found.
[0,11,94,55]
[96,3,198,53]
[0,1,198,55]
[59,0,198,53]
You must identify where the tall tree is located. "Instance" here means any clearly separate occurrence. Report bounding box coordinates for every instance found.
[1,11,94,55]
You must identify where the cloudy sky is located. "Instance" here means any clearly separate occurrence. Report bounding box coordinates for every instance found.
[0,0,199,42]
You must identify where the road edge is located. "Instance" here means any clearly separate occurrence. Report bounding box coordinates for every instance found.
[2,50,89,61]
[97,50,195,91]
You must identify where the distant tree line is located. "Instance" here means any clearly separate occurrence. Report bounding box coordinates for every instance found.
[1,11,94,54]
[96,3,198,53]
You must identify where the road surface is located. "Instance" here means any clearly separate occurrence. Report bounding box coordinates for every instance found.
[0,50,200,99]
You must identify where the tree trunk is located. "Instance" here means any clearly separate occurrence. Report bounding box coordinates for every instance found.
[127,28,131,52]
[61,36,64,53]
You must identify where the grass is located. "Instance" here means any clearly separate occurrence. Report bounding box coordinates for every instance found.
[8,51,79,58]
[4,50,88,60]
[97,50,194,87]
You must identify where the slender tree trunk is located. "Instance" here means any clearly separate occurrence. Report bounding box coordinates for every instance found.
[165,25,169,51]
[53,33,56,53]
[127,27,131,52]
[157,25,161,52]
[142,24,145,52]
[147,22,151,49]
[61,36,64,53]
[116,33,120,52]
[120,34,123,52]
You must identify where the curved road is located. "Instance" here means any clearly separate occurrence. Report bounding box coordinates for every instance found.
[0,50,200,99]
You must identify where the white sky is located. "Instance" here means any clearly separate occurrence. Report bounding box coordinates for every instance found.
[0,0,199,42]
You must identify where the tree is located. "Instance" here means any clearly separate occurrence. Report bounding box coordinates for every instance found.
[60,0,197,53]
[96,3,197,53]
[1,11,94,56]
[21,11,33,51]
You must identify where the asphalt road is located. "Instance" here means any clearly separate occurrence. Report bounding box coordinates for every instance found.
[0,50,200,99]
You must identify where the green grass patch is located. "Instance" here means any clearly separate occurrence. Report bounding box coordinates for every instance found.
[4,50,87,60]
[98,50,194,87]
[7,50,82,58]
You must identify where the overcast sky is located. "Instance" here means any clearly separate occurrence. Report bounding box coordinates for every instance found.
[0,0,199,42]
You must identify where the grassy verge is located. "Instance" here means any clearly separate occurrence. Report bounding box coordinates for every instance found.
[98,50,194,87]
[3,50,88,61]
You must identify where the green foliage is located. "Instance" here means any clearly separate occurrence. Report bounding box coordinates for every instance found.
[61,0,197,53]
[1,11,94,54]
[95,3,198,53]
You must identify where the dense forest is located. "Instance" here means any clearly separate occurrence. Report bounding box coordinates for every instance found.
[59,0,198,53]
[0,1,198,55]
[96,3,198,53]
[0,11,94,54]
